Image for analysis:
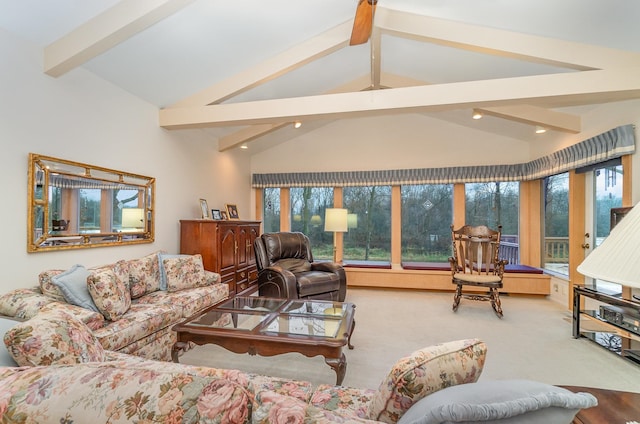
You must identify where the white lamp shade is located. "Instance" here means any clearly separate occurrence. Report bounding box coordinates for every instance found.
[122,208,145,229]
[324,208,348,232]
[577,202,640,289]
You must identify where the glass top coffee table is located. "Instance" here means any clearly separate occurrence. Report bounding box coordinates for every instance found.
[172,296,356,384]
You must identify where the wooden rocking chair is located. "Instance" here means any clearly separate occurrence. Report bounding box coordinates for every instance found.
[449,224,508,318]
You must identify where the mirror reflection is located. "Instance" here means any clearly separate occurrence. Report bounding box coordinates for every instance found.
[28,153,155,252]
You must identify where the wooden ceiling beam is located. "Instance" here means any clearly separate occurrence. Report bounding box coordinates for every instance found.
[477,105,581,133]
[170,21,353,108]
[44,0,194,77]
[159,67,640,129]
[375,7,640,70]
[217,74,377,151]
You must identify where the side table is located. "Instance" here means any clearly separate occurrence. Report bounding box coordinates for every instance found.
[560,385,640,424]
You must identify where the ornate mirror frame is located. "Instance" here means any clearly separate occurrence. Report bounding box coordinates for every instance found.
[27,153,155,252]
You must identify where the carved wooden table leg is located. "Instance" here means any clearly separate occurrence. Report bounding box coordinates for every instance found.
[172,341,188,363]
[326,352,347,385]
[348,319,355,350]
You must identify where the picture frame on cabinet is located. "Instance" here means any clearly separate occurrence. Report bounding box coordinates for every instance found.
[211,209,222,220]
[221,211,228,220]
[199,199,210,219]
[226,204,240,220]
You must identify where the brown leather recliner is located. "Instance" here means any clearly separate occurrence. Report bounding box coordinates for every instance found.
[254,232,346,301]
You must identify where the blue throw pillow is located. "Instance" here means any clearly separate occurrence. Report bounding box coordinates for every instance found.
[51,264,99,312]
[398,380,597,424]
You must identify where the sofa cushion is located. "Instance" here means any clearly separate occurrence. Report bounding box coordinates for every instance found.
[135,283,228,318]
[127,251,164,297]
[87,267,132,321]
[0,363,251,423]
[92,303,180,352]
[311,384,376,419]
[367,339,487,424]
[253,389,379,424]
[161,254,208,292]
[0,288,57,320]
[397,380,598,424]
[0,317,18,366]
[297,271,341,297]
[113,325,176,361]
[51,264,100,312]
[3,309,105,366]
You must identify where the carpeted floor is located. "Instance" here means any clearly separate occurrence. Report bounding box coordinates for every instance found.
[180,288,640,392]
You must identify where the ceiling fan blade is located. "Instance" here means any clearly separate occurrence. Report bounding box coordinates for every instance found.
[349,0,377,46]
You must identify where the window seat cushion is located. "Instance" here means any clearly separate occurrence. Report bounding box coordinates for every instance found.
[401,262,544,274]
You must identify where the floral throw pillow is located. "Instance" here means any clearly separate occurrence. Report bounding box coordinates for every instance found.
[127,251,164,297]
[3,309,105,366]
[366,338,487,424]
[87,267,131,321]
[162,254,207,292]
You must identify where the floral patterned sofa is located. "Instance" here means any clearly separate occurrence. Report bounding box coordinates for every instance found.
[0,251,228,361]
[0,308,597,423]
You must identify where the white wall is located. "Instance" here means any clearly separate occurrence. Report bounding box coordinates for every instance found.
[0,29,252,291]
[251,113,534,174]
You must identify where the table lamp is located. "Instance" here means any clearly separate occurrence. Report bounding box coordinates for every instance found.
[324,208,348,263]
[122,208,145,231]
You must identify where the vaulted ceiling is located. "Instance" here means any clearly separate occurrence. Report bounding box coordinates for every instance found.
[2,0,640,153]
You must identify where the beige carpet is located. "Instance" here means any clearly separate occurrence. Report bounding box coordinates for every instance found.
[180,288,640,392]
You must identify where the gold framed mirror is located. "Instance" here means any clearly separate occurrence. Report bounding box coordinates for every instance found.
[28,153,155,252]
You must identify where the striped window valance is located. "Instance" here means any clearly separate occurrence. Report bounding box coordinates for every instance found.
[49,174,142,191]
[252,124,635,188]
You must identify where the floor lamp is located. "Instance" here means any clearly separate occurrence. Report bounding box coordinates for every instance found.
[324,208,348,263]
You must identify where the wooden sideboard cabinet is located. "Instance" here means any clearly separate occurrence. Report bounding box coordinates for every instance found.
[180,220,261,296]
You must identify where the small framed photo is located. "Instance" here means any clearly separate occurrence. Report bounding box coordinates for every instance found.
[226,204,240,220]
[199,199,210,219]
[211,209,222,220]
[220,211,228,220]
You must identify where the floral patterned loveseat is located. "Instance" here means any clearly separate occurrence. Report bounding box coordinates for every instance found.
[0,251,228,360]
[0,305,488,423]
[0,307,597,423]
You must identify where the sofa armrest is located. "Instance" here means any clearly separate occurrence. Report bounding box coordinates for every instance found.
[257,266,298,298]
[310,261,342,273]
[204,270,221,286]
[311,262,347,302]
[367,338,487,423]
[0,288,58,321]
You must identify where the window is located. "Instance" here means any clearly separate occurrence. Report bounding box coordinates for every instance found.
[262,188,280,233]
[79,189,102,233]
[594,164,623,244]
[343,186,391,262]
[542,173,569,275]
[401,184,453,262]
[466,181,520,264]
[592,164,623,294]
[290,187,334,259]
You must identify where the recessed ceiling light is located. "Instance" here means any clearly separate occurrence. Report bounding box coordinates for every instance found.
[535,126,547,134]
[293,121,302,129]
[240,144,248,149]
[472,110,483,120]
